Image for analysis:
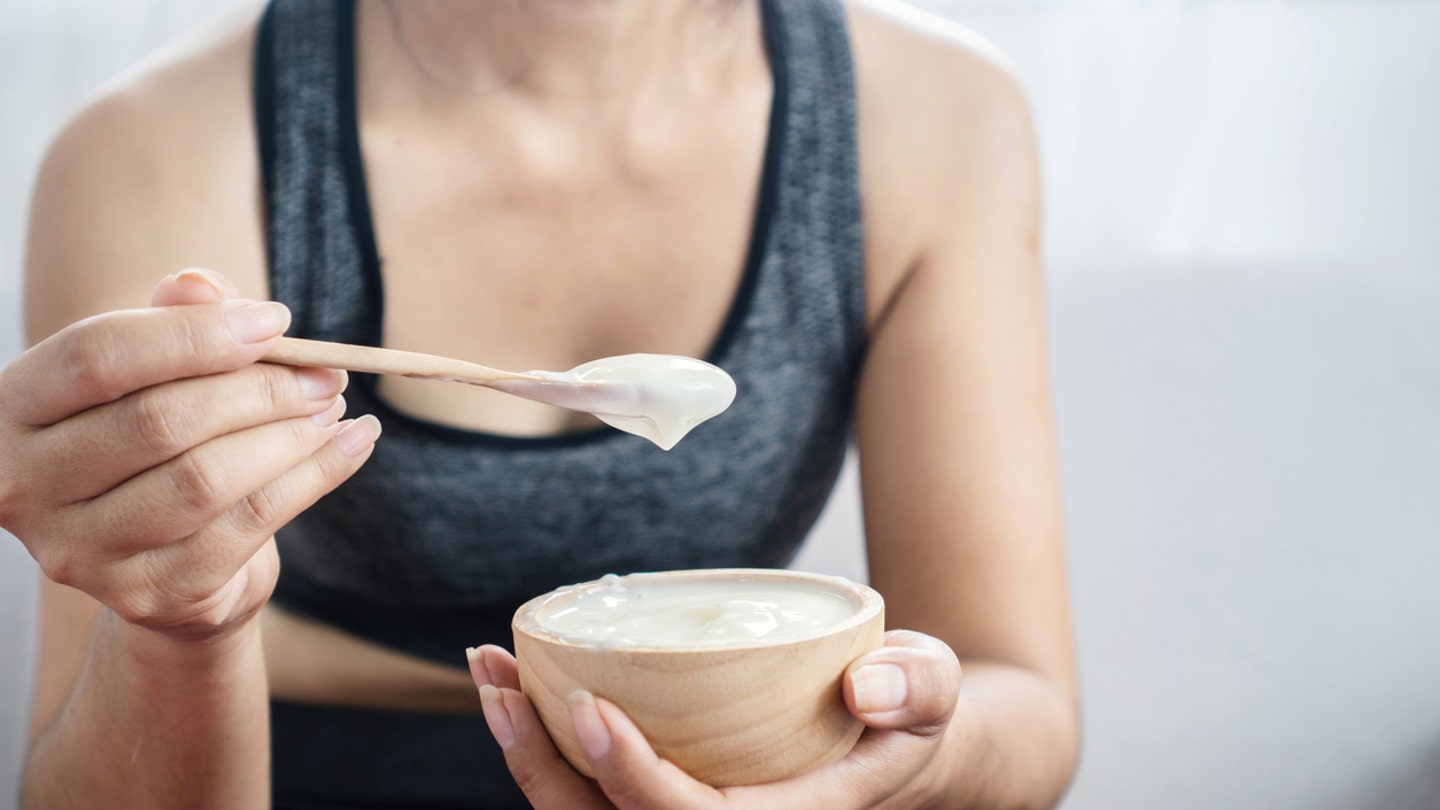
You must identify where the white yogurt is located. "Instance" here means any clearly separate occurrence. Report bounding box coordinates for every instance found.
[489,354,736,450]
[536,573,861,648]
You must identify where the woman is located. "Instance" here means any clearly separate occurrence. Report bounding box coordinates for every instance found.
[4,0,1077,807]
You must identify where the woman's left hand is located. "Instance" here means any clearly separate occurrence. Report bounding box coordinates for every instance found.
[467,630,962,809]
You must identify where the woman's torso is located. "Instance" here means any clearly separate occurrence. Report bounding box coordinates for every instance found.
[253,2,875,803]
[259,0,865,674]
[108,0,942,715]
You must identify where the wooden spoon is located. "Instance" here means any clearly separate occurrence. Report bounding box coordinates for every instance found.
[263,337,738,450]
[265,336,544,385]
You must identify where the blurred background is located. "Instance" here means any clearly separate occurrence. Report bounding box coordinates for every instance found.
[2,1,1438,808]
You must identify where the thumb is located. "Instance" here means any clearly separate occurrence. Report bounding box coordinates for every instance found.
[844,629,962,737]
[151,267,239,307]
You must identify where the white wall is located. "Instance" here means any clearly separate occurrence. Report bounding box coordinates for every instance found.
[3,2,1439,808]
[906,3,1440,807]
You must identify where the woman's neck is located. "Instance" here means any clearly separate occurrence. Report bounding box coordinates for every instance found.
[368,0,758,104]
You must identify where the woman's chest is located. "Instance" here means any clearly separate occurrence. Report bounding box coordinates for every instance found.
[357,108,772,434]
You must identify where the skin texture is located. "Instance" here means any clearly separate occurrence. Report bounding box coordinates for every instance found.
[6,0,1077,807]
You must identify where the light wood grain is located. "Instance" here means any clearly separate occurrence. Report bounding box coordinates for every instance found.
[265,336,537,384]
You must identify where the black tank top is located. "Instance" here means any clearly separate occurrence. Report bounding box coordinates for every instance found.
[256,0,863,805]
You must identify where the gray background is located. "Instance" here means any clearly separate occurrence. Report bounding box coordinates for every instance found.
[3,1,1438,808]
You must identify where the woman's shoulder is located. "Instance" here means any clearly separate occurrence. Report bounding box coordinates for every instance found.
[27,4,268,338]
[843,0,1040,323]
[43,3,262,188]
[845,0,1032,146]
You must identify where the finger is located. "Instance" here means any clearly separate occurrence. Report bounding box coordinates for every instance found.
[189,414,379,561]
[4,300,291,427]
[34,363,346,503]
[466,644,523,692]
[481,685,612,810]
[483,645,523,690]
[150,268,239,307]
[844,630,962,735]
[577,692,720,810]
[717,726,923,810]
[97,415,379,613]
[718,635,962,810]
[86,406,352,557]
[467,647,492,689]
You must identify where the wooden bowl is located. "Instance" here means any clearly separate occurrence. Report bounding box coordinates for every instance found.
[512,568,885,787]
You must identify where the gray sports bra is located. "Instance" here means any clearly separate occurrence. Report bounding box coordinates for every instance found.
[258,0,865,667]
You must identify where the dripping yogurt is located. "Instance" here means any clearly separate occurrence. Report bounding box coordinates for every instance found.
[488,354,736,450]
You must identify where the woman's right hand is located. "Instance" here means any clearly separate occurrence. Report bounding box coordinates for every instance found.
[0,269,379,642]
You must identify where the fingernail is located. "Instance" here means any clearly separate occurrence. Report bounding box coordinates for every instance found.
[225,301,290,344]
[568,690,611,761]
[296,367,345,400]
[334,414,381,457]
[174,268,229,297]
[852,663,908,714]
[479,684,516,750]
[311,395,345,427]
[465,646,491,687]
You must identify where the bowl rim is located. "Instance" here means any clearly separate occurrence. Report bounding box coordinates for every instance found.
[512,568,884,652]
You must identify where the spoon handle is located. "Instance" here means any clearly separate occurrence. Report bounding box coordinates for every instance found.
[264,337,534,384]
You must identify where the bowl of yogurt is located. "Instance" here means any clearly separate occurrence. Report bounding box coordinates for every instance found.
[512,568,885,787]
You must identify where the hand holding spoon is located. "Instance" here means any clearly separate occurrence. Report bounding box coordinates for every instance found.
[265,337,736,450]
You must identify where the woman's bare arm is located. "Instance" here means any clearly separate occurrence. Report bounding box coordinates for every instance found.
[11,15,371,808]
[461,10,1080,809]
[851,6,1079,807]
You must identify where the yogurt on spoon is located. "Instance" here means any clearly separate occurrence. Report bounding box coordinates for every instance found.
[489,353,737,450]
